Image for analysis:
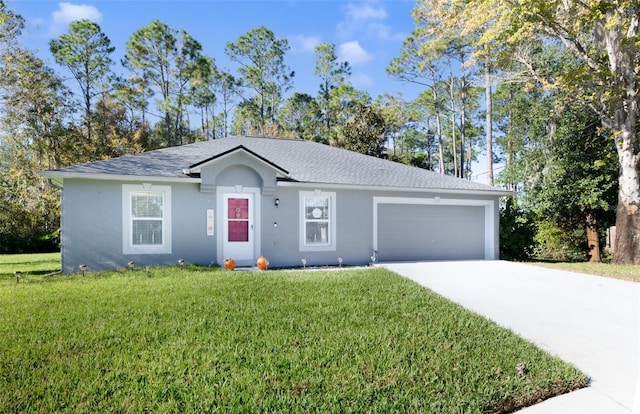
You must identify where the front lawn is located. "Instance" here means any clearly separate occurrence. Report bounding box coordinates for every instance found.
[533,261,640,282]
[0,266,586,413]
[0,252,60,277]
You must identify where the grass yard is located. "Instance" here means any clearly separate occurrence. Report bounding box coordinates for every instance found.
[0,264,586,413]
[0,252,60,277]
[533,261,640,282]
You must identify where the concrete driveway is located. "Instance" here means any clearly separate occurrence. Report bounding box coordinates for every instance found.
[381,260,639,413]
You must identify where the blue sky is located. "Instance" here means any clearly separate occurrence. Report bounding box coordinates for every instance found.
[9,0,419,101]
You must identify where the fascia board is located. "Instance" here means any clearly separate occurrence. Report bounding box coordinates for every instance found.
[276,181,515,197]
[39,171,201,187]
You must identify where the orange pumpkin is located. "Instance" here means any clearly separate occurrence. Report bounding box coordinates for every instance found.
[256,256,269,271]
[223,258,236,270]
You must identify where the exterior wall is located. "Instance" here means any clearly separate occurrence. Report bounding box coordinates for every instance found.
[61,178,218,273]
[60,175,501,273]
[260,186,375,268]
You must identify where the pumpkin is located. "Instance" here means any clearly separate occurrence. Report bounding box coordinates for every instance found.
[223,258,236,270]
[256,256,269,271]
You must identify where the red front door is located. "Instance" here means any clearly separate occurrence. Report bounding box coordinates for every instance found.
[223,193,254,264]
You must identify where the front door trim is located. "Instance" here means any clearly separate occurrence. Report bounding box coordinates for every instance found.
[217,186,261,266]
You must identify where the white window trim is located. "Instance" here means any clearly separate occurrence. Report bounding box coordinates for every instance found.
[299,190,336,252]
[122,184,172,254]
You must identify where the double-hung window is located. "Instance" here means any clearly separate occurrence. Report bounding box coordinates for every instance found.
[123,184,172,254]
[299,191,336,251]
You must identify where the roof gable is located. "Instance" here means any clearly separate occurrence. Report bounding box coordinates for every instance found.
[185,145,289,178]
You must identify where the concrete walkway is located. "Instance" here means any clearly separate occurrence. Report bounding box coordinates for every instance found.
[381,260,640,413]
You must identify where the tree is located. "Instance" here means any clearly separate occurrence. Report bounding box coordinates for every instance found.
[0,0,23,55]
[50,19,114,148]
[190,55,217,141]
[528,103,618,262]
[314,42,351,136]
[0,46,73,251]
[493,72,550,192]
[91,95,146,158]
[335,102,387,158]
[389,32,459,174]
[124,20,205,146]
[277,92,322,141]
[422,0,640,263]
[113,74,153,133]
[225,26,294,136]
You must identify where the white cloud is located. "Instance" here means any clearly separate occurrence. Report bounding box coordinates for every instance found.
[291,35,322,53]
[344,2,387,23]
[350,72,373,88]
[49,3,102,35]
[337,0,387,38]
[338,41,372,66]
[365,22,391,40]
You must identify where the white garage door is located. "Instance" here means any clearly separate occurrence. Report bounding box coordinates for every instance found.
[376,203,486,261]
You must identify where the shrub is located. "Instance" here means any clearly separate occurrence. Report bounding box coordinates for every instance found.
[500,198,536,261]
[533,221,585,262]
[0,229,60,254]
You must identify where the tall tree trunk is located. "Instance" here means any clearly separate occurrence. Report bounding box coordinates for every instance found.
[165,111,171,146]
[427,117,434,170]
[506,88,514,190]
[450,79,458,177]
[460,85,466,179]
[610,16,640,263]
[484,56,493,186]
[613,127,640,264]
[432,86,445,174]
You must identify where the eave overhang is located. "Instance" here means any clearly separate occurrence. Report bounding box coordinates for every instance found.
[39,171,201,188]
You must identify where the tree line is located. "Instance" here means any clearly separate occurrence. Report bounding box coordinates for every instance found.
[0,1,632,264]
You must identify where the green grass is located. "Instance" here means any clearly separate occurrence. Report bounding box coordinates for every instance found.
[532,261,640,282]
[0,252,60,277]
[0,265,586,413]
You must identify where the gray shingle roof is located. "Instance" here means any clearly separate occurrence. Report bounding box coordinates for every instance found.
[43,136,509,194]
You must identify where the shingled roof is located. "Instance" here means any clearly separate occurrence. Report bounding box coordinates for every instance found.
[42,136,510,194]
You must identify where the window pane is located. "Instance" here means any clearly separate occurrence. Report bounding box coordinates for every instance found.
[306,222,329,244]
[132,194,163,218]
[228,220,249,242]
[305,197,329,220]
[132,220,163,245]
[228,198,249,219]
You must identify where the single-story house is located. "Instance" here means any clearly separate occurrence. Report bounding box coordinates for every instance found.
[41,136,512,273]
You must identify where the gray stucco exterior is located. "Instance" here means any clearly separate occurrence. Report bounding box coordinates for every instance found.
[44,136,510,273]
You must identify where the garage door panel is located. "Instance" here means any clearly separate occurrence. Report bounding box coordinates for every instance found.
[377,204,485,261]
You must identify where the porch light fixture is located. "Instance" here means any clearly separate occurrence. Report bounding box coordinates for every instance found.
[274,198,280,207]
